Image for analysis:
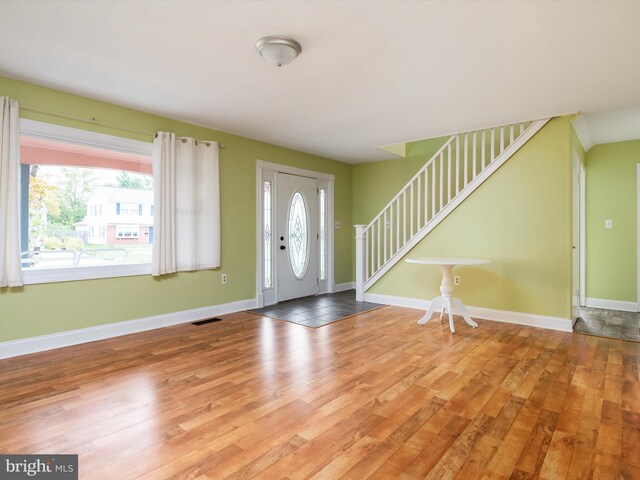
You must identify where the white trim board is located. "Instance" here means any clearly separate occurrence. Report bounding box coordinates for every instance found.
[20,118,152,155]
[334,282,355,292]
[318,281,354,295]
[363,293,572,332]
[580,160,586,306]
[257,160,335,181]
[585,297,638,313]
[0,298,257,360]
[23,264,151,285]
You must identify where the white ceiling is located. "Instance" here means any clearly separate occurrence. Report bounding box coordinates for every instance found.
[1,1,639,163]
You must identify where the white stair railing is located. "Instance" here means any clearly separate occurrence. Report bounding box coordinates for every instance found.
[355,118,551,301]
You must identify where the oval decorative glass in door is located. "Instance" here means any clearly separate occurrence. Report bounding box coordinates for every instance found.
[288,192,308,278]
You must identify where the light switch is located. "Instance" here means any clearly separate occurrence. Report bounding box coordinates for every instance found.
[335,221,341,229]
[605,219,613,229]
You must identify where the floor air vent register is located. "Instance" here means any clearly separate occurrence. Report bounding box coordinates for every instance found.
[191,318,223,326]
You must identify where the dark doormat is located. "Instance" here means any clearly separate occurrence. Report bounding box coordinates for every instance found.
[248,289,384,328]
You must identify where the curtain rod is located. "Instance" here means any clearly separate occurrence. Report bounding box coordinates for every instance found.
[21,104,225,148]
[153,132,223,148]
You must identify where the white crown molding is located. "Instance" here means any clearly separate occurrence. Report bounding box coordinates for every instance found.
[0,298,257,360]
[585,297,638,313]
[363,293,572,332]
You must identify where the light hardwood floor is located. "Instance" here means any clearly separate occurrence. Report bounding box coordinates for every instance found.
[1,306,639,479]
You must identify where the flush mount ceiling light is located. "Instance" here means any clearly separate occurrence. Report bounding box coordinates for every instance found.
[255,35,302,67]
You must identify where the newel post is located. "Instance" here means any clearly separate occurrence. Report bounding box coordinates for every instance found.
[354,225,367,302]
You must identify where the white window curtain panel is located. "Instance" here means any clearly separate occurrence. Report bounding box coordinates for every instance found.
[152,132,220,275]
[0,97,24,287]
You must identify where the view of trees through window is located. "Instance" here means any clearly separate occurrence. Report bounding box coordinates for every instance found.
[24,165,154,269]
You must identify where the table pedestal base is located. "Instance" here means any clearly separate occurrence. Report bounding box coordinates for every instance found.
[417,295,478,333]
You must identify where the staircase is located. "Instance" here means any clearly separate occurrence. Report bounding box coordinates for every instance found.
[355,118,551,301]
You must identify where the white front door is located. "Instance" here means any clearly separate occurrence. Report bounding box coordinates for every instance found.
[276,173,319,302]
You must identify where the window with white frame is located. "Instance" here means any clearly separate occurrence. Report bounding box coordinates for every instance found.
[263,181,273,288]
[319,188,326,280]
[116,225,139,239]
[19,119,154,283]
[118,203,140,216]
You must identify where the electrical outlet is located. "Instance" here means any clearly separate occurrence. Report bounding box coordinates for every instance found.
[454,275,460,286]
[221,273,228,284]
[605,219,613,229]
[335,221,341,229]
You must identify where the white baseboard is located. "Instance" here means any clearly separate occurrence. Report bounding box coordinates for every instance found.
[365,293,428,310]
[319,282,353,295]
[363,293,572,332]
[0,298,257,360]
[334,281,355,292]
[585,297,638,313]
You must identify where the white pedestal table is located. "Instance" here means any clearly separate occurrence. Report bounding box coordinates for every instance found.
[405,257,491,333]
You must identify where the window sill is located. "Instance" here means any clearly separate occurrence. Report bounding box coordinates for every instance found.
[22,264,152,285]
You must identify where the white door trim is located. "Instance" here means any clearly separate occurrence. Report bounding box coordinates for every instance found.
[637,164,640,311]
[259,161,334,181]
[256,160,335,307]
[580,160,586,307]
[571,149,581,321]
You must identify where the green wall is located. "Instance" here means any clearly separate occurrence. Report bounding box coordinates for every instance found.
[0,75,578,343]
[353,118,573,320]
[0,76,353,342]
[585,140,639,302]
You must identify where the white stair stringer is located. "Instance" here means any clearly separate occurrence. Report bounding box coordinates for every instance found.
[355,118,551,300]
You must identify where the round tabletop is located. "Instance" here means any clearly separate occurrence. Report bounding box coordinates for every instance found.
[405,257,491,266]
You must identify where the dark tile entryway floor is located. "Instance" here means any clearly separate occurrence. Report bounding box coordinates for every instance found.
[574,306,640,342]
[248,289,383,328]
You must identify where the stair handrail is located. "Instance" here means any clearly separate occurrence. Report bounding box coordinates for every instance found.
[365,134,457,232]
[355,118,551,301]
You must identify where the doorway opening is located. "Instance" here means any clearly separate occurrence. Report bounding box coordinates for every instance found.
[572,144,640,342]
